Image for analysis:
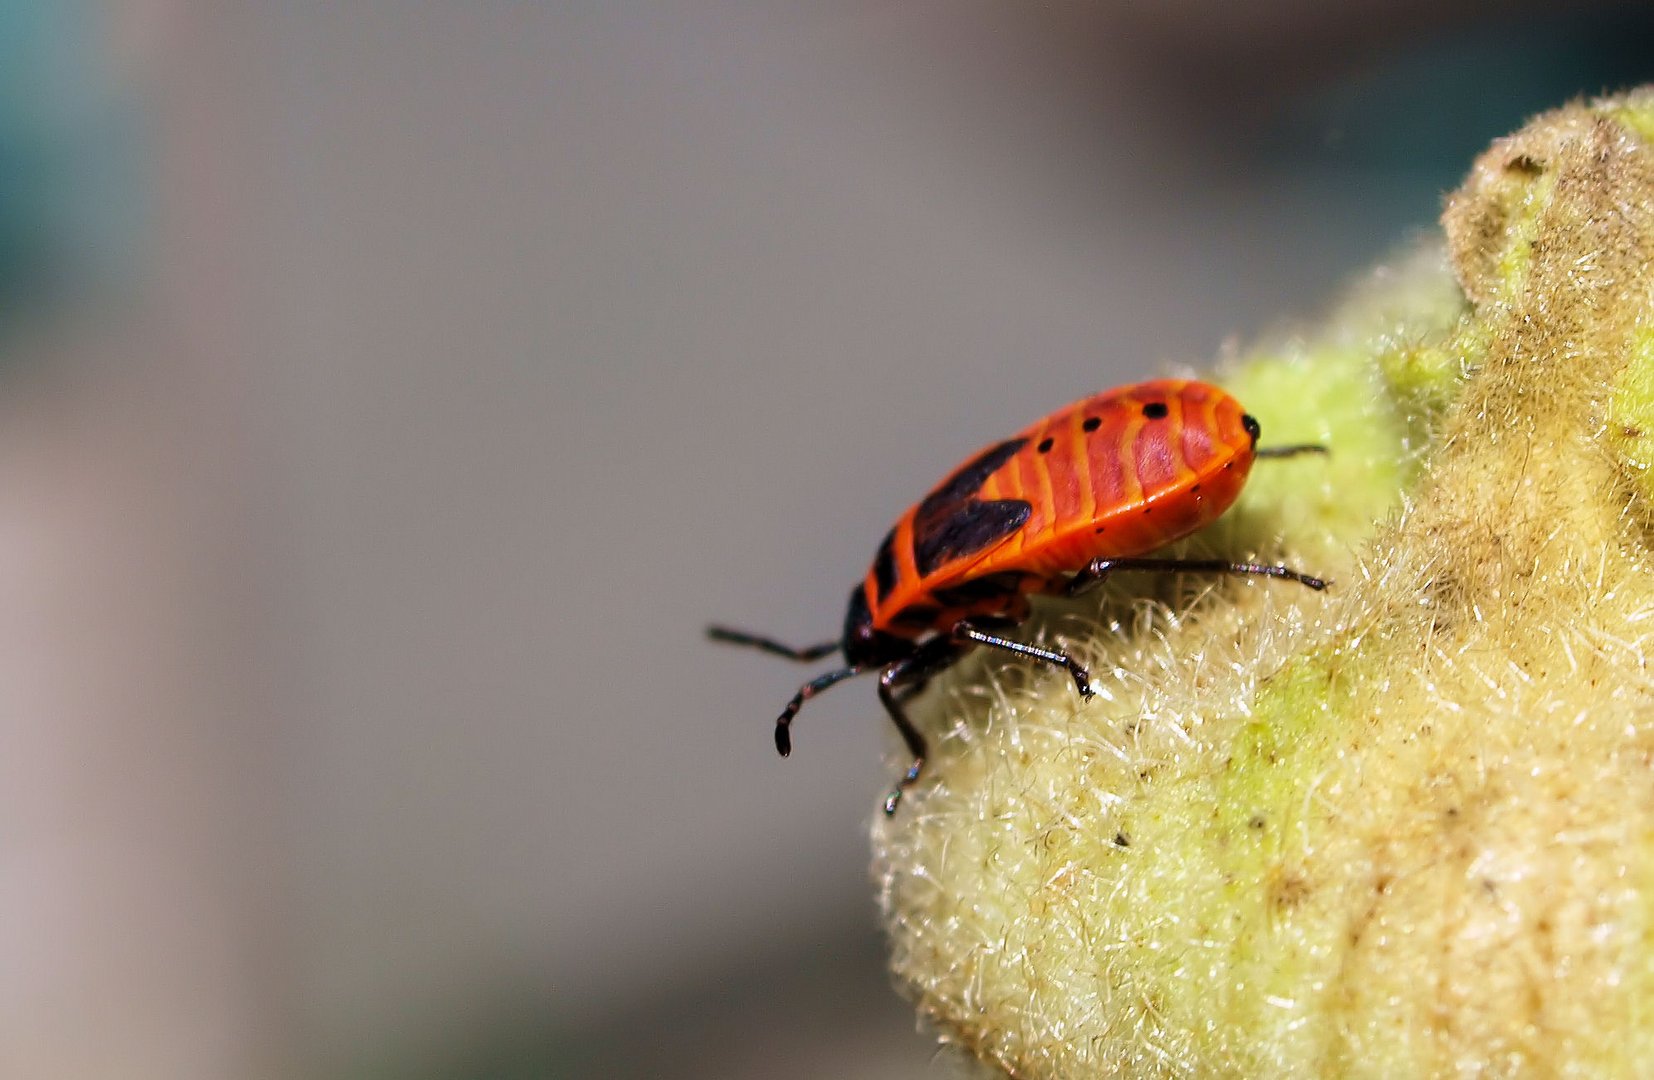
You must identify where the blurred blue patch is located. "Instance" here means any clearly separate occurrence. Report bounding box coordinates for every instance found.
[0,0,144,335]
[1264,10,1654,244]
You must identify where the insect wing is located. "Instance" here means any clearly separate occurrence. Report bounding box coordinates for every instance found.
[909,438,1033,579]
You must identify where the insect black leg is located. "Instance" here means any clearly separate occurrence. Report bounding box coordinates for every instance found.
[877,637,966,815]
[1255,444,1329,459]
[774,665,865,756]
[707,625,840,662]
[877,664,928,816]
[1065,556,1329,598]
[951,621,1094,700]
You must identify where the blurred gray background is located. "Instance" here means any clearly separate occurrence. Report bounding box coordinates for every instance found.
[4,3,1653,1077]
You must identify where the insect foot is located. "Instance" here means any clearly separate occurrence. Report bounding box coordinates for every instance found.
[874,88,1654,1079]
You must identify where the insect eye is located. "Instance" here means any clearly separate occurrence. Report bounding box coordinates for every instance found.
[1241,413,1261,442]
[1142,402,1169,420]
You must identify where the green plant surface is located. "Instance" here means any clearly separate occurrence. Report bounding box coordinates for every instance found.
[873,89,1654,1078]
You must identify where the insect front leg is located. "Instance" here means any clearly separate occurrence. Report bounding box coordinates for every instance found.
[774,665,865,756]
[878,637,966,815]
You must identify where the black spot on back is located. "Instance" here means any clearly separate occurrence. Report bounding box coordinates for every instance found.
[871,528,899,603]
[1142,402,1169,419]
[914,499,1032,577]
[1082,416,1101,432]
[1037,437,1054,453]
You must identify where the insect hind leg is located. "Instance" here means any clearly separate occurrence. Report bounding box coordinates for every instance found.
[1065,556,1328,597]
[1254,443,1328,459]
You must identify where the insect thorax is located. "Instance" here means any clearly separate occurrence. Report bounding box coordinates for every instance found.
[842,584,915,668]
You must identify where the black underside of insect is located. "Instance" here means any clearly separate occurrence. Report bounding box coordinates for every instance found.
[708,552,1327,815]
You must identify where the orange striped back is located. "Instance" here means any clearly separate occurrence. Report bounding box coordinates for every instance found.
[861,379,1259,638]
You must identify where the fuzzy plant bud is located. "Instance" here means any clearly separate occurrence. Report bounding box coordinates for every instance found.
[873,88,1654,1078]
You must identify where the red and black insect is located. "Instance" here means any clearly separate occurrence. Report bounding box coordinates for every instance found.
[710,379,1326,813]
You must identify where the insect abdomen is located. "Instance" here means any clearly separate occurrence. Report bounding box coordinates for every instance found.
[859,379,1258,633]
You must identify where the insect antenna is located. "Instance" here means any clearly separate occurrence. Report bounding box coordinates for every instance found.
[706,625,840,661]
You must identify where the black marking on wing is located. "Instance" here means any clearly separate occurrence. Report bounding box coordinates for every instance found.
[911,438,1032,579]
[927,571,1030,609]
[915,438,1028,523]
[914,499,1032,577]
[871,527,899,603]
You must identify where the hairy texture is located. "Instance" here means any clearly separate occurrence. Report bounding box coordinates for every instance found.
[873,89,1654,1078]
